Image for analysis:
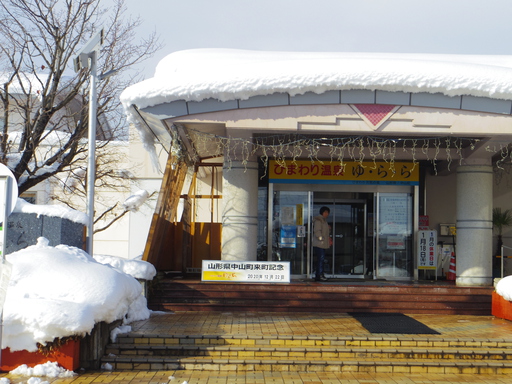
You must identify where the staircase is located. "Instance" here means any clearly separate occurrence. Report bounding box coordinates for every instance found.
[147,278,493,315]
[102,332,512,374]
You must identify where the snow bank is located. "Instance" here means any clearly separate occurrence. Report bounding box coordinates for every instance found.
[3,237,145,352]
[13,198,88,226]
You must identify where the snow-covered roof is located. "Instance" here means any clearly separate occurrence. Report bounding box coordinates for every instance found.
[121,49,512,110]
[0,73,48,96]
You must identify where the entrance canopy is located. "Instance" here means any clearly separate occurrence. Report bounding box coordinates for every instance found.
[122,49,512,169]
[121,50,512,284]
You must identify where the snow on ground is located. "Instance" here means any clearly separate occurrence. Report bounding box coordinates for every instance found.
[10,361,76,378]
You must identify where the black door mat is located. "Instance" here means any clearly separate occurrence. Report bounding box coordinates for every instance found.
[350,312,441,334]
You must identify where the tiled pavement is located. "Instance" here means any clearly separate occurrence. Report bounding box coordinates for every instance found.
[2,370,512,383]
[128,312,512,340]
[3,311,512,383]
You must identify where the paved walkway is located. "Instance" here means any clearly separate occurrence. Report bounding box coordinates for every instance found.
[2,370,511,383]
[129,311,512,340]
[2,311,512,383]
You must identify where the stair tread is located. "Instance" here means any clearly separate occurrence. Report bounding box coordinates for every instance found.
[107,343,512,351]
[115,335,512,343]
[101,355,512,365]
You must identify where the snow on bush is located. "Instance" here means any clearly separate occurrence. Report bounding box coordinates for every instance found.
[3,237,147,352]
[93,254,156,280]
[496,276,512,301]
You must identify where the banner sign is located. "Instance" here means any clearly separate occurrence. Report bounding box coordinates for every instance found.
[202,260,291,283]
[269,160,419,185]
[418,230,437,270]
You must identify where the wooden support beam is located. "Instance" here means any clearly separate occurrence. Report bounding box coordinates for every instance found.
[142,153,188,267]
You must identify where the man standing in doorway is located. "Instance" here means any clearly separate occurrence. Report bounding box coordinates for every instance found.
[313,206,331,282]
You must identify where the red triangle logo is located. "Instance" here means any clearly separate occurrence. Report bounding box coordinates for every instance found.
[353,104,397,128]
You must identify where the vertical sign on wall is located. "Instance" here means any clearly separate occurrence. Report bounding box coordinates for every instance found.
[418,230,437,271]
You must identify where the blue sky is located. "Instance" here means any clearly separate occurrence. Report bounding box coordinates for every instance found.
[123,0,512,78]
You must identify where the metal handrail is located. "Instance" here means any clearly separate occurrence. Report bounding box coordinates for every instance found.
[500,245,512,278]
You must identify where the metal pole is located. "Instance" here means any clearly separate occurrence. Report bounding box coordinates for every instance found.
[502,245,504,279]
[86,51,97,256]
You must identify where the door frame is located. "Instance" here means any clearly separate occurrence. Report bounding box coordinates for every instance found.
[268,183,418,280]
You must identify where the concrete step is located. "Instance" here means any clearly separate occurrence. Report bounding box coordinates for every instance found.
[113,334,512,349]
[101,333,512,374]
[100,355,512,374]
[105,343,512,360]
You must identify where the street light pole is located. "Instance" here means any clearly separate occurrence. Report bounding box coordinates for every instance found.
[86,50,98,256]
[74,29,103,256]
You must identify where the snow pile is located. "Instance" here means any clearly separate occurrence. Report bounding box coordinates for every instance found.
[93,254,156,280]
[496,276,512,301]
[3,237,147,352]
[110,325,131,343]
[121,49,512,111]
[10,361,76,378]
[13,198,89,226]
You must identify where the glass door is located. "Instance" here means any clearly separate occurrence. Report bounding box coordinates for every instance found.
[375,192,414,279]
[312,198,369,278]
[270,190,310,276]
[266,186,416,280]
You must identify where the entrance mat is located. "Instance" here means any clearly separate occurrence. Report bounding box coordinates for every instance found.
[350,312,440,334]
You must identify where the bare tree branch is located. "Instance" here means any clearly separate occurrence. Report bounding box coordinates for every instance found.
[0,0,162,228]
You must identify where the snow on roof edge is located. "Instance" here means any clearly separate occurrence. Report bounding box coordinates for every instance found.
[121,49,512,111]
[120,49,512,167]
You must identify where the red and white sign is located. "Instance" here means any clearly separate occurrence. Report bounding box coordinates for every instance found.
[419,215,429,230]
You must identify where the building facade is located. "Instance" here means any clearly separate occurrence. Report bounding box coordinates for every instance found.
[121,50,512,286]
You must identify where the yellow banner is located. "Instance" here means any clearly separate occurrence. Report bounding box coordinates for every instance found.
[269,160,419,185]
[203,271,241,281]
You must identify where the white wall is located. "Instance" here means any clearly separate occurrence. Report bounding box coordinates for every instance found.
[425,171,457,235]
[492,165,512,275]
[125,132,168,259]
[426,165,512,277]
